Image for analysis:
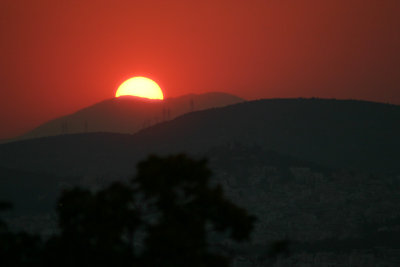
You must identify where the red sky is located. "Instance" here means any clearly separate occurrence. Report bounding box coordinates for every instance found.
[1,0,399,139]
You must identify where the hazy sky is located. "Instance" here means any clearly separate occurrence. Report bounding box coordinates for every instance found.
[1,0,399,139]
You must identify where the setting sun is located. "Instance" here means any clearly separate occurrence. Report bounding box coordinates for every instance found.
[115,77,164,100]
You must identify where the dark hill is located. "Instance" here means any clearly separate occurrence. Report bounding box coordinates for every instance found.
[0,98,399,176]
[0,133,137,177]
[0,167,64,214]
[133,98,400,173]
[2,98,400,265]
[13,92,243,141]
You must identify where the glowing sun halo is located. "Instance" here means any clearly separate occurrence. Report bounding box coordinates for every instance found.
[115,77,164,100]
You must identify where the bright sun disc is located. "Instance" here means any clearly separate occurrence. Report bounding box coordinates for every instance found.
[115,77,164,100]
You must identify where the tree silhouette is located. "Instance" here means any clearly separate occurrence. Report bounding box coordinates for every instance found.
[1,154,257,267]
[0,202,11,233]
[134,154,256,267]
[0,201,41,267]
[43,183,140,267]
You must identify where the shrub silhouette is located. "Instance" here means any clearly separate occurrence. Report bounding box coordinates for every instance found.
[0,202,41,267]
[0,202,11,233]
[1,154,256,266]
[43,184,140,267]
[134,154,256,267]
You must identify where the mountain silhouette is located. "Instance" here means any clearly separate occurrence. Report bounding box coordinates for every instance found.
[14,92,243,141]
[2,98,400,266]
[132,98,400,173]
[0,98,399,177]
[0,167,63,215]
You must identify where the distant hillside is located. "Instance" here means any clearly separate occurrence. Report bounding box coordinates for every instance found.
[0,167,64,214]
[2,143,400,266]
[0,133,137,177]
[206,144,400,266]
[15,92,243,141]
[0,98,399,176]
[2,98,400,266]
[133,98,400,174]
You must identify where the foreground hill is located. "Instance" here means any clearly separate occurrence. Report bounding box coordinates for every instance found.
[0,98,399,176]
[1,98,400,266]
[2,144,400,266]
[135,98,400,174]
[15,92,243,141]
[207,144,400,266]
[0,167,62,214]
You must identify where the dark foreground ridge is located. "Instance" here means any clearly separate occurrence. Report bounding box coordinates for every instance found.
[1,97,400,265]
[0,98,399,175]
[0,154,257,267]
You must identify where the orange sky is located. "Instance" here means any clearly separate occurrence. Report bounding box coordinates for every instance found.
[1,0,399,139]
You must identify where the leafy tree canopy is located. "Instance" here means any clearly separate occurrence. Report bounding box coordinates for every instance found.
[1,154,256,267]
